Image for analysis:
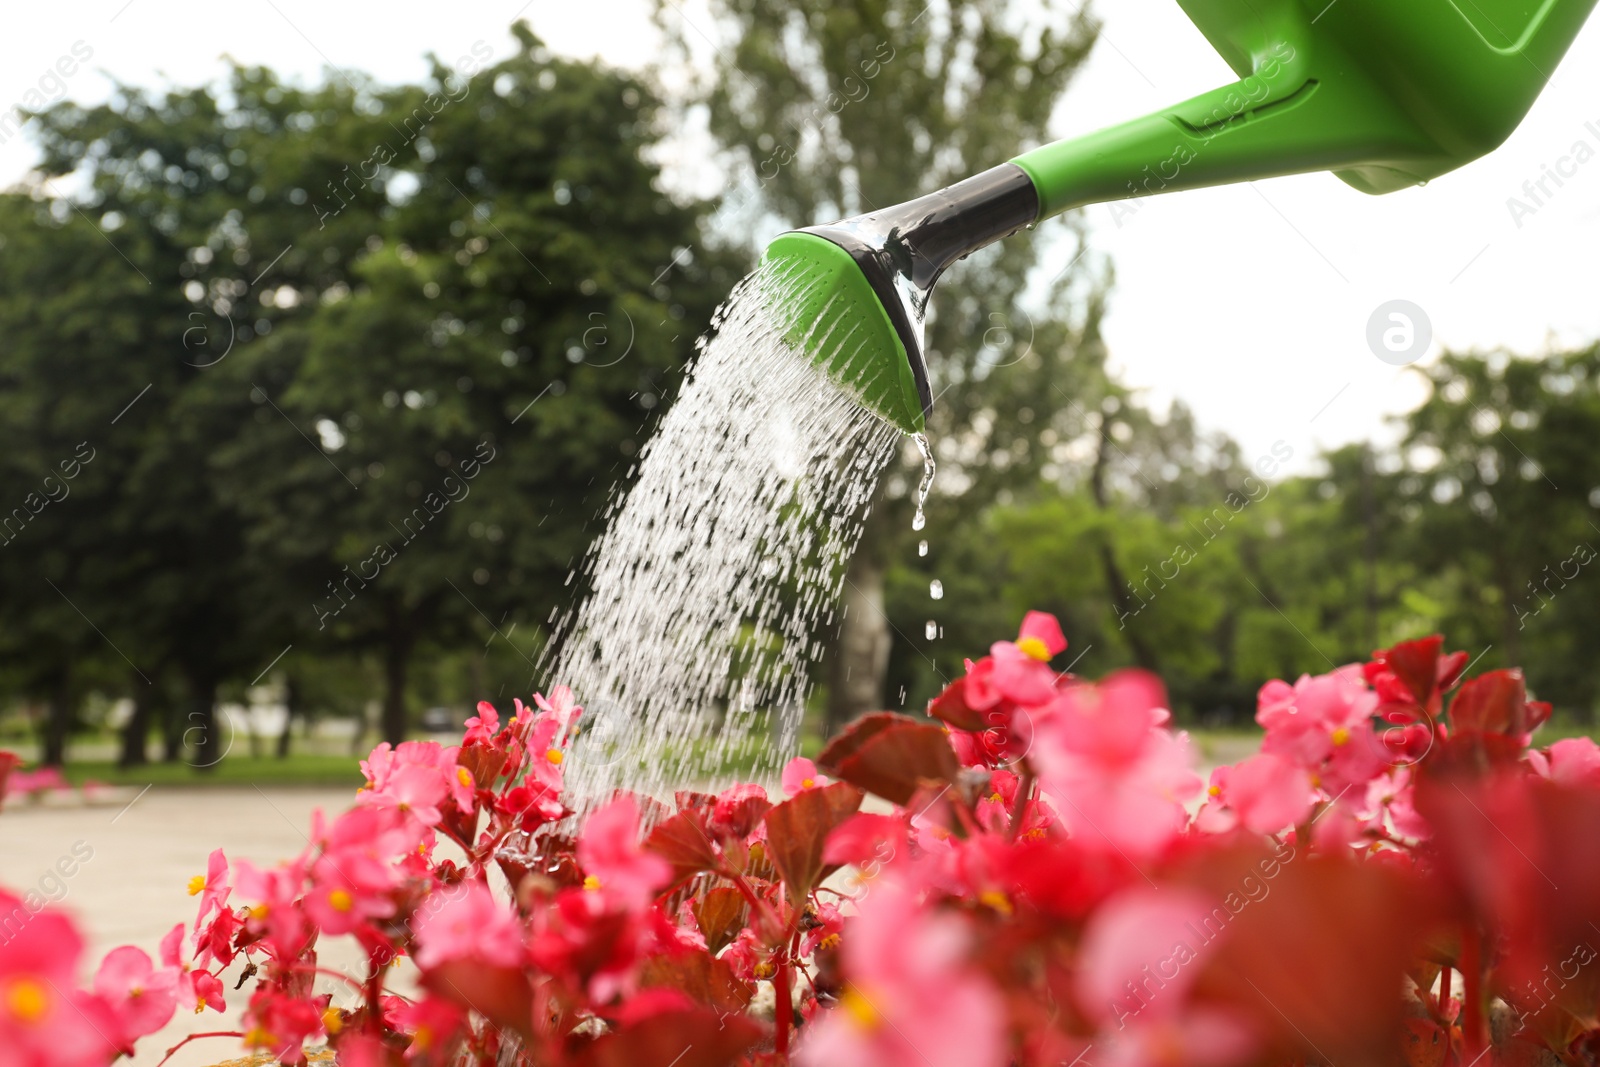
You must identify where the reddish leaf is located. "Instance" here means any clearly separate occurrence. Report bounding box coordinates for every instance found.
[1378,636,1445,707]
[1448,669,1527,735]
[926,677,987,732]
[1199,856,1425,1066]
[816,712,910,770]
[762,782,864,903]
[422,960,533,1039]
[711,791,771,840]
[574,1007,765,1067]
[644,810,720,887]
[824,721,959,806]
[641,948,754,1014]
[693,886,749,955]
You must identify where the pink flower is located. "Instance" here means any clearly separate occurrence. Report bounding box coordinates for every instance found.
[357,741,456,827]
[1221,753,1314,835]
[463,701,500,745]
[304,854,396,936]
[533,686,582,734]
[319,805,421,886]
[185,970,226,1015]
[1017,610,1069,660]
[0,890,119,1067]
[782,757,830,796]
[1531,737,1600,787]
[577,795,673,910]
[413,881,524,971]
[392,995,467,1061]
[186,847,230,929]
[1076,886,1217,1025]
[243,987,324,1062]
[1075,887,1259,1066]
[1030,672,1201,857]
[94,945,178,1049]
[977,611,1071,709]
[234,858,313,959]
[797,881,1005,1067]
[522,715,568,796]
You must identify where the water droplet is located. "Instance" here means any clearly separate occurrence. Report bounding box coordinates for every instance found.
[929,579,943,600]
[924,620,938,640]
[918,539,928,557]
[910,432,936,532]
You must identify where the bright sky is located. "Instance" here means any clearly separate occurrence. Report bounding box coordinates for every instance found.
[5,1,1598,474]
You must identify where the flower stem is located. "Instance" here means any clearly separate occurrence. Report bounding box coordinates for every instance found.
[775,929,798,1057]
[1008,769,1036,840]
[154,1031,246,1067]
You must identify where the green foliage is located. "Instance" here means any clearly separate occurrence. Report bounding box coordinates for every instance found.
[0,26,746,760]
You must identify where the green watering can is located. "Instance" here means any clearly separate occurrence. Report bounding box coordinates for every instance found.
[763,0,1599,434]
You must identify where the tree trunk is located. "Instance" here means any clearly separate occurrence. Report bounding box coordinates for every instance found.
[161,699,185,763]
[825,549,892,737]
[183,669,221,770]
[41,669,72,768]
[383,619,413,746]
[1090,416,1161,672]
[277,674,299,759]
[118,684,152,768]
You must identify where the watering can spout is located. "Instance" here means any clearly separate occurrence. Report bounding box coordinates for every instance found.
[764,0,1599,435]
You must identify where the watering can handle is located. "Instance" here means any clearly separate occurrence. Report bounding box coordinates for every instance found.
[1008,31,1422,216]
[1010,0,1600,215]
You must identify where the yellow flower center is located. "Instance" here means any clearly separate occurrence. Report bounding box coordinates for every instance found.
[1331,727,1351,746]
[978,889,1013,915]
[194,997,207,1014]
[322,1006,344,1035]
[583,875,602,891]
[841,986,882,1030]
[818,932,841,951]
[988,792,1003,804]
[328,889,354,913]
[1208,785,1221,798]
[546,748,565,765]
[456,766,473,787]
[187,875,207,896]
[1016,636,1052,662]
[5,978,49,1023]
[753,959,777,980]
[801,777,815,789]
[249,903,270,921]
[414,1024,433,1050]
[1021,827,1046,842]
[244,1025,276,1048]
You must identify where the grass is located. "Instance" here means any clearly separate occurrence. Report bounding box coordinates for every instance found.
[29,719,1600,790]
[56,753,364,789]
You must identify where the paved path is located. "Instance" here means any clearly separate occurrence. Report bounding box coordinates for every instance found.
[0,786,364,1067]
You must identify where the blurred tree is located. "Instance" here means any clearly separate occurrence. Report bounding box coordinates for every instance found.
[8,24,744,753]
[1399,346,1600,717]
[0,196,157,764]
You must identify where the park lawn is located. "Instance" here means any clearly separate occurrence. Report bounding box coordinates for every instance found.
[58,753,364,789]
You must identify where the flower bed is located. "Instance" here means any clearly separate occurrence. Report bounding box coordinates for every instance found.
[3,613,1596,1066]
